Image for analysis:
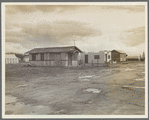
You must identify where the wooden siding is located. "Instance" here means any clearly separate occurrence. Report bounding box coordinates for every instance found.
[36,53,41,61]
[61,61,68,66]
[49,53,55,60]
[29,54,32,61]
[72,61,78,66]
[30,61,55,66]
[44,53,47,60]
[61,53,66,60]
[120,53,126,61]
[72,53,78,60]
[29,52,78,66]
[111,51,120,62]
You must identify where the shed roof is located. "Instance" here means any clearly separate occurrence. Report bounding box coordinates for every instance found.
[26,46,82,54]
[112,50,126,54]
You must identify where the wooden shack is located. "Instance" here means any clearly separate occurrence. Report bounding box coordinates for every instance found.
[26,46,82,67]
[111,50,127,62]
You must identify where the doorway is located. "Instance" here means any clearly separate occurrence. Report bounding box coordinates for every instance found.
[105,54,107,62]
[85,55,88,63]
[68,53,72,66]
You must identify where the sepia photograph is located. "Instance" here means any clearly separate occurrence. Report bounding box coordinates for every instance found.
[2,2,148,118]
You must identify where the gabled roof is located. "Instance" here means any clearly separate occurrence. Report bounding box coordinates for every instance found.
[112,50,126,54]
[26,46,82,54]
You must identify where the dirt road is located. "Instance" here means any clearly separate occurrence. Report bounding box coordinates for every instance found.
[5,61,145,115]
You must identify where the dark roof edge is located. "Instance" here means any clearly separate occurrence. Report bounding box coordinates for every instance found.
[25,46,83,54]
[73,46,83,53]
[111,50,126,53]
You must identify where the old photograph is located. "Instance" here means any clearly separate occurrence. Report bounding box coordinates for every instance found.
[2,2,148,118]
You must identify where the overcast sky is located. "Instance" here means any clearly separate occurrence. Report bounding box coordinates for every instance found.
[5,4,146,56]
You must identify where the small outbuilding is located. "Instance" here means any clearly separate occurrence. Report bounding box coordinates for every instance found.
[5,53,19,64]
[26,46,82,67]
[111,50,127,62]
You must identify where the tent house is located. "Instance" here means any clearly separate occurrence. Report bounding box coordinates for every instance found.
[26,46,82,67]
[111,50,127,62]
[5,54,19,64]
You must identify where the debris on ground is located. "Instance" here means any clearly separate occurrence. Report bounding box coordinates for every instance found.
[125,68,134,71]
[83,88,101,93]
[21,63,35,67]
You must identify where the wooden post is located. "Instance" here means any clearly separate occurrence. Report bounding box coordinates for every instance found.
[92,60,93,67]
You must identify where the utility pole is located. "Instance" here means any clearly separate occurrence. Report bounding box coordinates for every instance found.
[74,39,75,46]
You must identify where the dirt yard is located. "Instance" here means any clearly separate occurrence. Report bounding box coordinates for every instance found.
[5,61,145,115]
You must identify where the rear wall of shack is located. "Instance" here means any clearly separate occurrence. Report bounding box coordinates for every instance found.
[111,51,120,62]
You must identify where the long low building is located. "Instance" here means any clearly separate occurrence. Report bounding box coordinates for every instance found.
[126,56,140,61]
[26,46,82,67]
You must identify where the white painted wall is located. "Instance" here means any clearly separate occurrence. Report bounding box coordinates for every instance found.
[107,51,112,62]
[79,52,105,64]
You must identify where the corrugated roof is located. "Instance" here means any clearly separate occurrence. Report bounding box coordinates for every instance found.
[26,46,82,54]
[112,50,126,54]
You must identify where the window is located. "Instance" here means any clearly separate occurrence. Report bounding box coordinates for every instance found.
[41,53,44,61]
[108,55,110,59]
[94,55,100,59]
[32,54,36,61]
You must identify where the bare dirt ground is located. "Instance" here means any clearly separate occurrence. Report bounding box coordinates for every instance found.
[5,61,145,115]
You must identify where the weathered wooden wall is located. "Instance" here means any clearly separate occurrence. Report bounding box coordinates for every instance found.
[111,51,120,62]
[29,53,77,66]
[120,53,126,61]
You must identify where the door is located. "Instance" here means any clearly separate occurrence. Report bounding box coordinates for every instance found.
[68,53,72,66]
[105,54,107,62]
[85,55,88,63]
[55,54,61,66]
